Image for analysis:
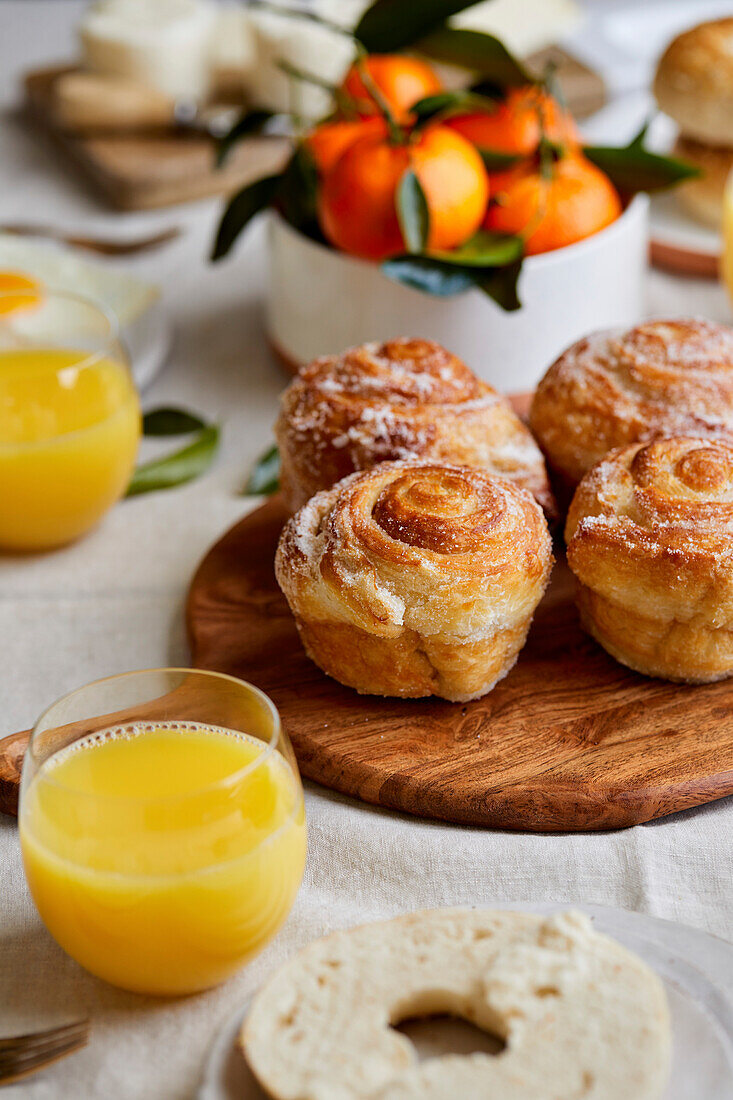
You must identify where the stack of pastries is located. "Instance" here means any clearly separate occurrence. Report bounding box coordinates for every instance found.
[654,18,733,226]
[274,338,554,701]
[273,321,733,699]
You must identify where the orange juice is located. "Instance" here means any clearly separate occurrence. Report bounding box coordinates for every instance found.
[0,348,140,551]
[20,722,307,994]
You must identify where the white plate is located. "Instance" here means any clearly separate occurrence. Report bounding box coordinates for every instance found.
[198,904,733,1100]
[581,92,721,261]
[123,296,171,391]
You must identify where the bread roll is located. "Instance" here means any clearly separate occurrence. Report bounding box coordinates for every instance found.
[654,17,733,147]
[243,908,671,1100]
[530,319,733,491]
[566,436,733,682]
[275,460,553,701]
[276,338,555,518]
[670,134,732,228]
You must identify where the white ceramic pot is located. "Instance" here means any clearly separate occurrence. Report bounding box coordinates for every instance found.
[266,195,649,392]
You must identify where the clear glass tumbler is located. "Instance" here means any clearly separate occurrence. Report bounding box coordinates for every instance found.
[19,668,307,995]
[0,287,140,551]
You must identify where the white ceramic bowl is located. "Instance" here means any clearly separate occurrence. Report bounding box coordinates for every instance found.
[267,195,649,392]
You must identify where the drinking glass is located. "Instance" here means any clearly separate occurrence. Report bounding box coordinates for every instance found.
[19,669,307,995]
[0,287,140,551]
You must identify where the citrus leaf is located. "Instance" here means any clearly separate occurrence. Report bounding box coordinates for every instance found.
[215,110,275,167]
[473,257,522,311]
[410,89,496,126]
[418,28,530,85]
[126,426,220,497]
[477,147,523,171]
[142,407,207,437]
[354,0,478,53]
[244,443,281,496]
[583,124,701,197]
[429,229,523,267]
[211,173,282,261]
[278,144,320,231]
[396,169,430,253]
[381,255,475,296]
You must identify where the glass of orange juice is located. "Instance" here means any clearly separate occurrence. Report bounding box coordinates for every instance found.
[19,668,307,995]
[0,285,140,551]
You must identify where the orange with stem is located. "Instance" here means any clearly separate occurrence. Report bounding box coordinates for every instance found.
[318,124,489,261]
[484,151,621,254]
[305,117,387,176]
[446,86,579,156]
[341,55,443,123]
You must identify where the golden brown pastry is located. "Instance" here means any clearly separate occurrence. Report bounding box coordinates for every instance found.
[276,337,555,518]
[529,319,733,493]
[566,437,733,683]
[670,135,732,228]
[654,18,733,148]
[275,460,553,701]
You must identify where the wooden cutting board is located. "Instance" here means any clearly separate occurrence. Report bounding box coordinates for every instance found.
[4,492,733,827]
[23,66,290,211]
[183,495,733,833]
[22,45,603,211]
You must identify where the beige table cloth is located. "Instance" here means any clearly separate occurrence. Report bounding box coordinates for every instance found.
[1,4,732,1097]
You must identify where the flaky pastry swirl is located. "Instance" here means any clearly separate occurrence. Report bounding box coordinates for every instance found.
[276,460,553,701]
[565,437,733,682]
[530,319,733,489]
[276,337,555,517]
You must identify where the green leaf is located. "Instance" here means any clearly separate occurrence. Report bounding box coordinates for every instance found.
[629,120,650,149]
[583,124,701,197]
[381,250,524,311]
[244,443,281,496]
[354,0,478,53]
[396,169,430,253]
[215,110,274,168]
[474,257,522,311]
[126,426,220,497]
[278,144,320,231]
[418,28,530,86]
[211,173,282,261]
[142,407,207,436]
[381,255,475,296]
[410,89,497,126]
[477,147,523,171]
[429,229,523,267]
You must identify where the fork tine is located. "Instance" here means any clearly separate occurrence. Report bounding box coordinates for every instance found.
[0,1033,88,1085]
[0,1019,89,1052]
[0,1032,87,1068]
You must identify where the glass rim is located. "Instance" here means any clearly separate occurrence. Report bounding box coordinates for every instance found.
[0,285,123,372]
[29,667,285,804]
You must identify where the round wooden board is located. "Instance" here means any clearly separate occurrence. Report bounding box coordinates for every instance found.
[186,495,733,833]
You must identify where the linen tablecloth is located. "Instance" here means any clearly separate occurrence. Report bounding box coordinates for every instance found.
[1,4,732,1097]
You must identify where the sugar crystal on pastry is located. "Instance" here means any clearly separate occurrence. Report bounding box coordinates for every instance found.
[276,460,553,701]
[565,436,733,683]
[530,319,733,492]
[277,337,555,518]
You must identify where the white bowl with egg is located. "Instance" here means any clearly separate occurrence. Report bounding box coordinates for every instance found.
[267,195,649,392]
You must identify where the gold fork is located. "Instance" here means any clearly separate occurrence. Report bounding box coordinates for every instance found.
[0,1019,89,1085]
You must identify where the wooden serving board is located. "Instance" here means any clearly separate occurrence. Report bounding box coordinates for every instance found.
[184,495,733,833]
[23,66,290,211]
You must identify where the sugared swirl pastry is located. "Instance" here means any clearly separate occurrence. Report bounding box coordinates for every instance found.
[530,319,733,491]
[276,338,555,517]
[275,461,553,702]
[565,437,733,683]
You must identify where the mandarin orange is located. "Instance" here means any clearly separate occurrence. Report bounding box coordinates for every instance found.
[306,117,387,176]
[318,125,489,260]
[484,152,621,254]
[341,55,442,123]
[446,86,578,156]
